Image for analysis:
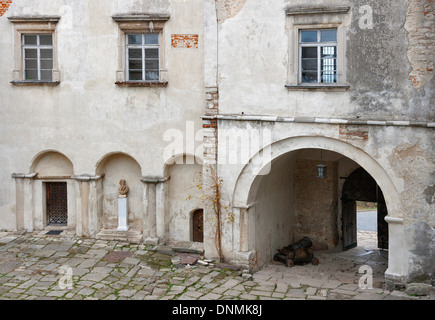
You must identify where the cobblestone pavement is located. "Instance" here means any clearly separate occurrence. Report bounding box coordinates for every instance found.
[0,230,433,301]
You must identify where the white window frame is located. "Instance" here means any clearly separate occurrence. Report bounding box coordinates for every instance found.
[22,34,54,81]
[125,33,160,82]
[298,29,338,84]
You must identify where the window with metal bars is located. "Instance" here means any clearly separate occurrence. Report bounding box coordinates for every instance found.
[299,29,337,84]
[126,33,160,82]
[22,34,53,81]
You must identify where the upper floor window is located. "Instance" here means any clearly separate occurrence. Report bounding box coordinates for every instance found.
[300,29,337,84]
[126,33,159,82]
[8,16,60,86]
[112,14,170,86]
[22,34,53,81]
[285,5,350,90]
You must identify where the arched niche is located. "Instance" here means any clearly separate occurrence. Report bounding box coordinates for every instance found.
[96,152,142,231]
[165,154,203,242]
[30,150,74,177]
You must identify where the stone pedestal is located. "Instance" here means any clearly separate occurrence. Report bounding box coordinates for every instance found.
[117,196,129,231]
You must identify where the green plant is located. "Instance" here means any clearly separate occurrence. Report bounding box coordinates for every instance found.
[187,165,234,263]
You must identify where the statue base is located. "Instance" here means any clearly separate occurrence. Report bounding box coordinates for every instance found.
[117,196,129,232]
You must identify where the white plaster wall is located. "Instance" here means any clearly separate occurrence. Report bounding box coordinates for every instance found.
[0,0,205,230]
[250,151,296,268]
[31,152,74,176]
[216,0,353,117]
[167,162,203,241]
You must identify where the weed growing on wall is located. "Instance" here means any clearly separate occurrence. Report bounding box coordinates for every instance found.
[187,165,234,262]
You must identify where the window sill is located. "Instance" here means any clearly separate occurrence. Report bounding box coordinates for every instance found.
[10,80,60,87]
[285,84,349,92]
[115,81,168,87]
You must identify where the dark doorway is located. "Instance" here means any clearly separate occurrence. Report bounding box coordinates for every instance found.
[46,182,68,225]
[192,209,204,243]
[341,167,388,250]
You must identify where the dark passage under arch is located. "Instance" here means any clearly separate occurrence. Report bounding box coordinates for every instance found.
[341,167,388,250]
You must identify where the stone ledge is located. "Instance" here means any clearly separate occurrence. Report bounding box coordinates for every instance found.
[10,80,60,87]
[8,15,61,22]
[203,114,435,129]
[285,84,350,91]
[115,81,168,87]
[111,13,170,22]
[285,6,350,16]
[96,229,142,244]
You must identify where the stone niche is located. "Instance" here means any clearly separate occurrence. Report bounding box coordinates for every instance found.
[96,153,142,231]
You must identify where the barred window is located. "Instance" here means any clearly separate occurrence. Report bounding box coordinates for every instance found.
[299,29,337,84]
[126,33,159,82]
[22,34,53,81]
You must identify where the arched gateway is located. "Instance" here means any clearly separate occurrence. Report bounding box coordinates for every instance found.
[230,136,408,283]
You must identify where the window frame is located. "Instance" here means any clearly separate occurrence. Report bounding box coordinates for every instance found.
[112,14,169,87]
[125,33,160,82]
[298,29,338,84]
[8,16,60,86]
[22,34,54,81]
[285,5,350,91]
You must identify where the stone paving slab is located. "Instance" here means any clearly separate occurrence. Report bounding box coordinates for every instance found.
[0,231,433,301]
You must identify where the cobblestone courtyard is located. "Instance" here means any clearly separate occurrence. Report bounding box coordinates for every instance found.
[0,230,433,301]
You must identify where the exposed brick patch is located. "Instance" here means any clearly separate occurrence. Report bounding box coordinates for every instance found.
[339,125,368,141]
[202,119,217,129]
[405,0,435,89]
[0,0,12,17]
[205,88,219,115]
[171,34,199,49]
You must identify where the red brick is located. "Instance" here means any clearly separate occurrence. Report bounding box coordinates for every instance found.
[171,34,199,49]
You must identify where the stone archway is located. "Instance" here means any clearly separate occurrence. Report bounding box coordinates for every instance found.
[231,136,407,282]
[164,154,203,243]
[13,150,76,231]
[341,167,388,251]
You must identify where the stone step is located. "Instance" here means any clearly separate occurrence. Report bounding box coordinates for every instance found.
[96,229,142,244]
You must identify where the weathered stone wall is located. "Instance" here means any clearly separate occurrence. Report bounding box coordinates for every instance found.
[405,0,434,89]
[294,158,339,250]
[213,0,433,121]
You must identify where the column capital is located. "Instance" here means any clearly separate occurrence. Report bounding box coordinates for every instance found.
[140,176,170,184]
[11,173,37,179]
[71,174,104,181]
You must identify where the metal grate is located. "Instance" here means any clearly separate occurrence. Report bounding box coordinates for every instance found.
[46,182,68,225]
[45,230,63,235]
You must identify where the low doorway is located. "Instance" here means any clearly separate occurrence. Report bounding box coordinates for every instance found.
[46,182,68,225]
[192,209,204,243]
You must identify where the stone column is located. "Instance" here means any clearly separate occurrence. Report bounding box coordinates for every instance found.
[239,207,249,252]
[384,216,409,289]
[71,175,103,237]
[12,173,37,232]
[141,176,169,245]
[156,180,168,241]
[230,204,256,271]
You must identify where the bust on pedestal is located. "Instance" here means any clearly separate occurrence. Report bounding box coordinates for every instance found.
[117,179,129,231]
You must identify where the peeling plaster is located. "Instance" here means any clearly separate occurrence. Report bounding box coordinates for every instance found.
[216,0,247,22]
